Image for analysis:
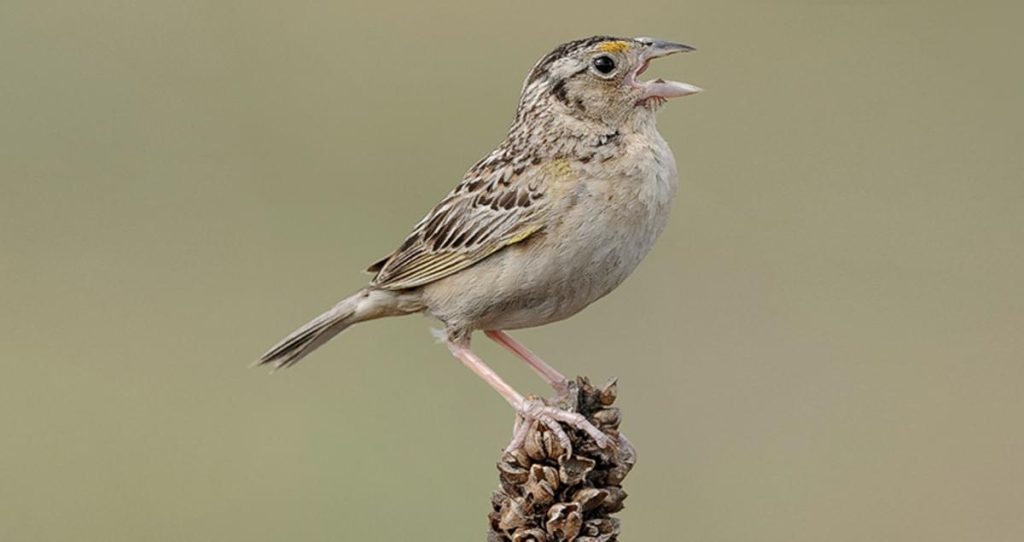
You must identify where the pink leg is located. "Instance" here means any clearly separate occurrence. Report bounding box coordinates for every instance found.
[484,330,570,397]
[446,339,523,408]
[446,338,611,453]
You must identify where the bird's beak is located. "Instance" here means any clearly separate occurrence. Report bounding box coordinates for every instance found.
[641,39,696,58]
[631,38,701,101]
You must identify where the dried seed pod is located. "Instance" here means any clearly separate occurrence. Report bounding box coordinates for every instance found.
[522,423,548,461]
[578,534,614,542]
[488,377,635,542]
[492,490,506,509]
[497,496,532,531]
[541,426,567,458]
[540,465,559,490]
[598,379,618,406]
[512,528,552,540]
[571,487,608,512]
[510,528,548,542]
[591,407,621,429]
[584,517,619,536]
[604,443,635,486]
[524,465,557,506]
[546,502,583,540]
[498,459,530,485]
[559,454,596,486]
[600,486,628,514]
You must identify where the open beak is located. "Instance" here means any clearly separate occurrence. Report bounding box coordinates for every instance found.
[630,38,701,103]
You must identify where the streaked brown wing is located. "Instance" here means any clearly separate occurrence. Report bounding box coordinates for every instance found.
[369,166,548,291]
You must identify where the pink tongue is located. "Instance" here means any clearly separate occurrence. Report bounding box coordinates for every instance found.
[643,80,703,99]
[636,60,650,77]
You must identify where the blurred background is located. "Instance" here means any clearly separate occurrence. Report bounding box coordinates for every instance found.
[2,1,1022,540]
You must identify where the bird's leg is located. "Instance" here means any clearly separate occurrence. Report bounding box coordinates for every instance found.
[484,330,571,399]
[485,330,636,452]
[446,338,612,453]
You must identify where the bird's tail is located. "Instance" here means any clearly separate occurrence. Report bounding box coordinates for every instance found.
[256,287,422,370]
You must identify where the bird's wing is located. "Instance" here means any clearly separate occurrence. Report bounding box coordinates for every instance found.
[368,160,555,291]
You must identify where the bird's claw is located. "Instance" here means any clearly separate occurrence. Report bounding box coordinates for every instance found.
[505,397,613,456]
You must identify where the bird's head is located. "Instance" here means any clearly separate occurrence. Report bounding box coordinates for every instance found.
[517,36,700,129]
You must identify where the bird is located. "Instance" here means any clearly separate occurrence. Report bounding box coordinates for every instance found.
[258,35,700,453]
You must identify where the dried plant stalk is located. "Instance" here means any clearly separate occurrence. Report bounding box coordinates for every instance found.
[488,377,636,542]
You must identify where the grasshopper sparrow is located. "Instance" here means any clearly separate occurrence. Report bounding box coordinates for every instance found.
[259,36,700,452]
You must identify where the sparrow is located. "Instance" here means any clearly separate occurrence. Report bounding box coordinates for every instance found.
[259,36,700,453]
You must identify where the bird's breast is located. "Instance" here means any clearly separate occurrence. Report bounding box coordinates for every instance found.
[560,130,678,276]
[502,129,678,324]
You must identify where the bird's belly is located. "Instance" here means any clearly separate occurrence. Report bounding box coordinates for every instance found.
[501,200,670,328]
[455,176,675,330]
[496,242,650,330]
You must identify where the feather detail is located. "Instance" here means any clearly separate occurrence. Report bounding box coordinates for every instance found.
[369,161,553,291]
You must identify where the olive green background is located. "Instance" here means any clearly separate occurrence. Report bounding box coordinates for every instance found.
[2,1,1021,540]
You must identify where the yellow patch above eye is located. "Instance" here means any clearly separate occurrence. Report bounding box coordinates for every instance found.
[597,41,630,53]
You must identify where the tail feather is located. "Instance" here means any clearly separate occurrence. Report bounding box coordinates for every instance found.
[256,288,420,370]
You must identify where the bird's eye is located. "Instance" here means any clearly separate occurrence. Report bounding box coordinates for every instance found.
[592,55,616,75]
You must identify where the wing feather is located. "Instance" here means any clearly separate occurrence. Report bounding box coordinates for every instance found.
[369,163,551,291]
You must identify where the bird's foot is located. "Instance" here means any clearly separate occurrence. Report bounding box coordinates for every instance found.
[550,380,573,405]
[506,397,614,455]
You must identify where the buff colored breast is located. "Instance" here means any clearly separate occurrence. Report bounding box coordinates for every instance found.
[422,126,678,335]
